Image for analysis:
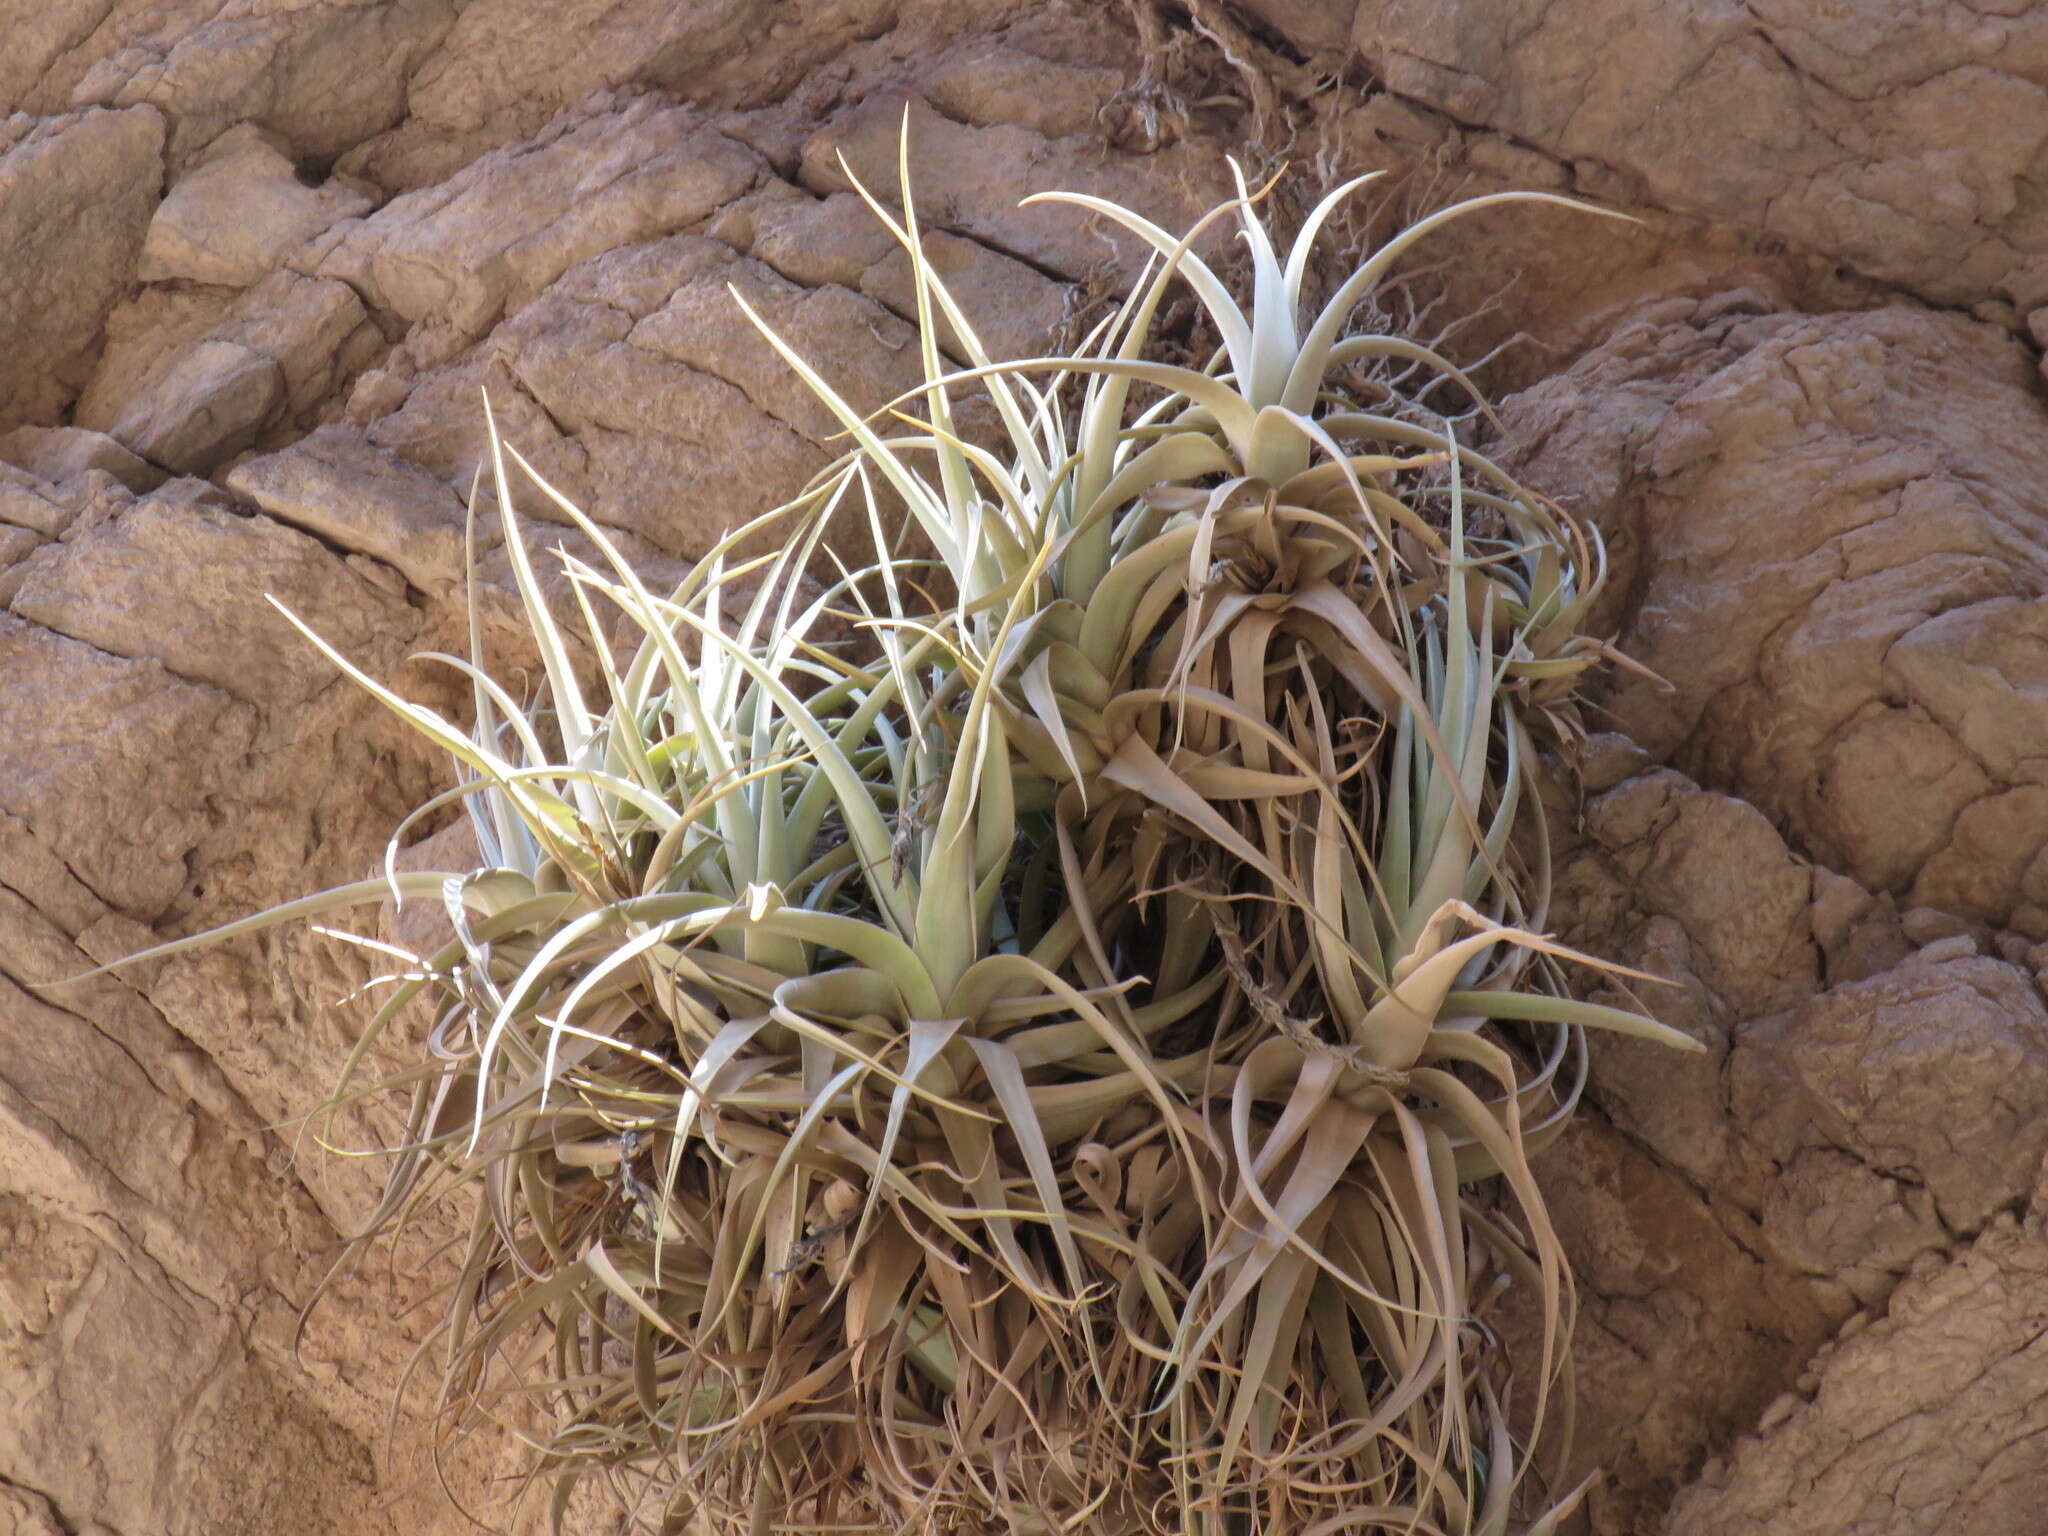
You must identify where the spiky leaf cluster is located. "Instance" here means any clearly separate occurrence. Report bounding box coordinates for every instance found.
[65,149,1697,1536]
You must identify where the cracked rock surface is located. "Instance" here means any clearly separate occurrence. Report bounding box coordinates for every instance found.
[2,1,2047,1533]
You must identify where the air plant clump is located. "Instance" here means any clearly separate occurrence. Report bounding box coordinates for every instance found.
[59,144,1699,1536]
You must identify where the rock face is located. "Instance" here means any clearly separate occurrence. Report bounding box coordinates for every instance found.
[139,127,377,288]
[2,2,2046,1534]
[1507,303,2048,932]
[1356,0,2048,316]
[0,107,165,427]
[1667,1212,2048,1536]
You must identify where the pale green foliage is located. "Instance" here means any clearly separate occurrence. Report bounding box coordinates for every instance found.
[52,137,1696,1536]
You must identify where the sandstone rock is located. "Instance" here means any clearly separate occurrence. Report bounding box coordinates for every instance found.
[1353,0,2048,312]
[1555,768,1820,1202]
[622,238,924,444]
[0,526,40,606]
[1507,304,2048,924]
[1667,1213,2048,1535]
[0,1483,90,1536]
[0,1,122,113]
[376,817,481,959]
[79,271,382,476]
[0,614,258,920]
[1559,766,2046,1288]
[1538,766,1944,1527]
[920,36,1129,140]
[1534,760,2048,1523]
[723,190,1071,362]
[8,490,414,704]
[65,0,458,170]
[0,106,164,427]
[108,340,289,474]
[0,427,165,493]
[1811,868,1912,987]
[709,185,891,288]
[1758,1147,1945,1289]
[1571,769,1820,1024]
[343,0,900,188]
[0,462,439,1050]
[1733,955,2048,1239]
[317,100,767,341]
[227,425,469,596]
[0,469,143,611]
[1540,761,2048,1536]
[1532,1118,1838,1536]
[1577,730,1655,794]
[363,230,937,562]
[800,91,1233,283]
[140,126,376,286]
[0,466,85,540]
[70,284,241,431]
[0,871,516,1536]
[1900,906,1978,949]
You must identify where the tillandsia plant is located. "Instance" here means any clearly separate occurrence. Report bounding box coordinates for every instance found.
[47,138,1701,1536]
